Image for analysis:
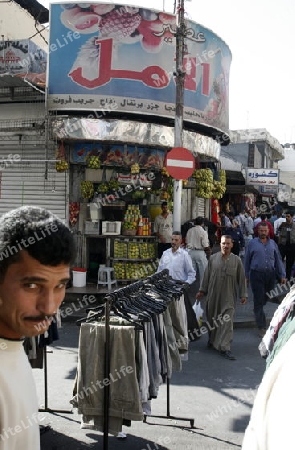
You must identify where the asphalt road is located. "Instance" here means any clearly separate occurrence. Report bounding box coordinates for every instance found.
[35,322,267,450]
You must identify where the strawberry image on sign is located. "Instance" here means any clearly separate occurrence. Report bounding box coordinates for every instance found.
[99,9,141,40]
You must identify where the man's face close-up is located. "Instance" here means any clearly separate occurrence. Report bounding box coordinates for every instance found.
[285,214,293,224]
[0,251,70,339]
[258,226,269,239]
[220,238,233,254]
[171,235,181,251]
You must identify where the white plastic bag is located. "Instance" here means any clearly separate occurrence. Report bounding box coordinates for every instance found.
[193,302,203,326]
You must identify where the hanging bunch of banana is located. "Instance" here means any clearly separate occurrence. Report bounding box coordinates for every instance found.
[55,141,69,172]
[193,168,214,183]
[86,155,101,169]
[212,180,226,199]
[161,167,170,177]
[193,169,214,198]
[55,159,69,172]
[212,169,227,199]
[80,181,94,199]
[131,163,140,174]
[97,183,108,194]
[219,169,226,184]
[108,179,119,191]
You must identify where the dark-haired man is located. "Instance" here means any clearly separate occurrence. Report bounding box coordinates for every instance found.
[157,231,196,358]
[0,206,76,450]
[196,235,247,360]
[277,210,295,280]
[245,222,286,338]
[157,231,196,284]
[186,217,211,282]
[253,214,275,239]
[154,201,173,258]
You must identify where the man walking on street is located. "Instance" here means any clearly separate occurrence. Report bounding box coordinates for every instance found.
[277,210,295,280]
[186,217,211,283]
[244,223,286,338]
[158,231,196,284]
[196,235,247,360]
[157,231,196,356]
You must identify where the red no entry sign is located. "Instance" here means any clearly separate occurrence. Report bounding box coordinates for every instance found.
[165,147,195,180]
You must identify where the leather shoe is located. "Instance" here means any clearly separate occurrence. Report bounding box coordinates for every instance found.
[220,350,236,360]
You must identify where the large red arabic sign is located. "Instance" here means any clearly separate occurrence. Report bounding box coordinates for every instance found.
[48,4,232,134]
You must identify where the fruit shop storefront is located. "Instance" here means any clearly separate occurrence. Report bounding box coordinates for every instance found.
[52,117,221,283]
[47,3,232,282]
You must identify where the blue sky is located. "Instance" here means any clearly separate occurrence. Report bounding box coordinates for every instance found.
[39,0,295,144]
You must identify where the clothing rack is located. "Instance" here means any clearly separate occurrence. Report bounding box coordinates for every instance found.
[142,377,195,428]
[24,326,72,414]
[94,270,195,450]
[38,346,72,414]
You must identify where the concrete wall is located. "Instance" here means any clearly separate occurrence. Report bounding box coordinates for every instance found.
[0,1,48,50]
[221,143,249,167]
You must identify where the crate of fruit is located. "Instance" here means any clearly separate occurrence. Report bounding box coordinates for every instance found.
[122,229,137,236]
[128,241,140,259]
[114,241,128,258]
[113,262,125,280]
[122,221,137,236]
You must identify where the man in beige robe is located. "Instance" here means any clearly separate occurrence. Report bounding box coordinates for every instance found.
[196,235,247,360]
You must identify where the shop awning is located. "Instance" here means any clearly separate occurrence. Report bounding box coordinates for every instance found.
[225,184,259,194]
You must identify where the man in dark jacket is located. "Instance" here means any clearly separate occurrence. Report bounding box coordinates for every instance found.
[278,210,295,280]
[224,220,244,256]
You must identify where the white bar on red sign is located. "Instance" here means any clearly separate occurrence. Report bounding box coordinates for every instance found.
[167,159,194,168]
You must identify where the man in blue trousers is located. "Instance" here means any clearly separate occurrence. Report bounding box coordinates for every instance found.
[244,223,286,338]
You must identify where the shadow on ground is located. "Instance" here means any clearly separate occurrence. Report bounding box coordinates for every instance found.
[41,427,170,450]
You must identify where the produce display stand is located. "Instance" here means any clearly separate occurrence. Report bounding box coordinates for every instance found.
[82,235,158,283]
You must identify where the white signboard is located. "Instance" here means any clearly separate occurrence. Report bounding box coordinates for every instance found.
[246,169,279,186]
[260,185,278,195]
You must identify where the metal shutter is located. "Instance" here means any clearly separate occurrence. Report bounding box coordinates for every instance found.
[0,146,68,221]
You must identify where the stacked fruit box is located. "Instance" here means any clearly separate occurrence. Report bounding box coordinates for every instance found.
[128,241,140,259]
[114,240,128,258]
[113,263,125,280]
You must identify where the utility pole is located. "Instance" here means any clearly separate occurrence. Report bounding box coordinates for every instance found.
[173,0,186,231]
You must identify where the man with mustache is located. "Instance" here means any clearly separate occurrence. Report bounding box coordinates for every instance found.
[244,223,286,338]
[0,206,76,450]
[196,235,247,360]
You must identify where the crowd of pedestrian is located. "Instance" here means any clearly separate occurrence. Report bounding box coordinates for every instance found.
[156,206,295,448]
[166,207,295,361]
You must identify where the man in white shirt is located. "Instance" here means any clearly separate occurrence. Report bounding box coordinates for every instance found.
[157,231,196,284]
[154,201,173,258]
[157,232,196,355]
[235,211,247,235]
[186,217,211,283]
[243,213,254,250]
[274,212,286,240]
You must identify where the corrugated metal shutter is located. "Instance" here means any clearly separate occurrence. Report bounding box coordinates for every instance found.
[0,147,67,221]
[196,197,205,217]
